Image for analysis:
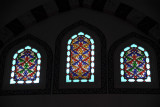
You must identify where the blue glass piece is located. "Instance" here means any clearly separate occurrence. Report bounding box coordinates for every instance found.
[32,48,38,53]
[72,72,78,76]
[124,47,130,51]
[67,45,71,50]
[89,75,94,82]
[88,66,91,71]
[91,51,94,55]
[66,33,95,83]
[71,35,77,39]
[67,57,70,62]
[29,54,34,58]
[131,44,137,47]
[120,58,123,63]
[83,41,87,44]
[13,53,18,59]
[18,65,23,69]
[146,64,150,69]
[120,51,124,57]
[133,69,137,75]
[18,49,24,53]
[37,53,41,58]
[66,63,70,68]
[147,70,150,75]
[75,40,80,44]
[68,39,72,44]
[146,58,149,63]
[25,46,31,49]
[138,46,144,51]
[121,70,124,75]
[91,57,94,61]
[82,72,89,76]
[145,77,151,82]
[73,79,80,82]
[128,79,135,82]
[72,50,78,54]
[66,69,69,74]
[138,62,145,67]
[78,32,84,35]
[91,62,94,67]
[121,77,127,82]
[83,50,89,54]
[126,63,132,67]
[12,60,16,65]
[20,55,25,58]
[85,34,91,39]
[38,59,41,64]
[144,51,149,57]
[72,61,79,65]
[91,69,94,73]
[120,64,124,69]
[90,39,94,44]
[12,66,15,71]
[82,61,88,65]
[81,79,87,82]
[91,45,95,49]
[67,51,70,56]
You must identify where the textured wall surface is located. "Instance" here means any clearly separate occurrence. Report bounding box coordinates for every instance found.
[0,0,160,107]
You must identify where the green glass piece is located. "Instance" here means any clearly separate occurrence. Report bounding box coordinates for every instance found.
[18,70,24,73]
[30,58,35,62]
[17,54,21,59]
[24,63,29,68]
[28,69,33,73]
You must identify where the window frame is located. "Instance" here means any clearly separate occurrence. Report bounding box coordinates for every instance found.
[120,44,151,82]
[0,34,53,96]
[108,32,160,94]
[66,32,95,83]
[53,20,107,94]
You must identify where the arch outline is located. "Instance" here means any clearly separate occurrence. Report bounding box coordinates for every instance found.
[0,34,53,95]
[108,32,160,94]
[53,20,107,94]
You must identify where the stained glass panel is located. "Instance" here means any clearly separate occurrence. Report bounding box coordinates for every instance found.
[120,44,151,82]
[66,32,95,82]
[10,46,41,84]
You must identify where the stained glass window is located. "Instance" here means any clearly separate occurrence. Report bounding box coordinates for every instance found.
[120,44,151,82]
[10,46,41,84]
[66,32,95,83]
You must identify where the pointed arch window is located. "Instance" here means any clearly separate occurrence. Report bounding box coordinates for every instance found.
[10,46,41,84]
[66,32,95,83]
[120,44,151,82]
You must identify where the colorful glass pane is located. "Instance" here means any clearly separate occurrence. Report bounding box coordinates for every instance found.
[120,44,151,82]
[10,46,41,84]
[66,32,95,82]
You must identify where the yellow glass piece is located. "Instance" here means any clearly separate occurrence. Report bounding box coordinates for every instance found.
[75,54,79,59]
[84,65,89,69]
[72,65,78,70]
[71,58,73,64]
[72,39,77,44]
[79,48,83,55]
[69,34,93,79]
[88,59,90,64]
[82,54,87,59]
[84,44,89,48]
[78,69,82,76]
[73,44,78,48]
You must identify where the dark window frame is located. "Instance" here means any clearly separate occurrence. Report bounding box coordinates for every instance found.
[108,32,160,94]
[53,20,107,94]
[0,34,53,96]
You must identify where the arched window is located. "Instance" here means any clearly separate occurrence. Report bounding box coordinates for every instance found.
[120,44,151,82]
[66,32,95,83]
[10,46,41,84]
